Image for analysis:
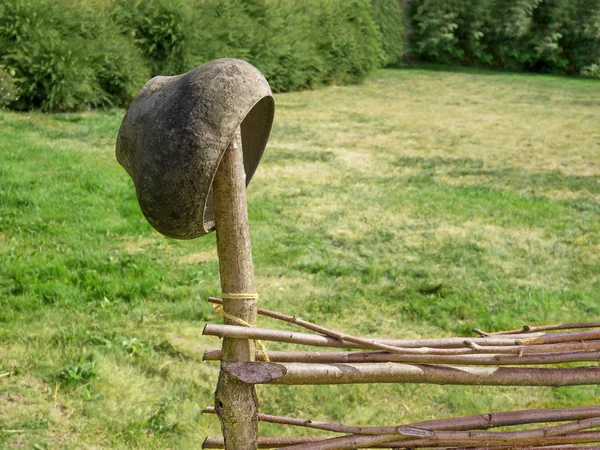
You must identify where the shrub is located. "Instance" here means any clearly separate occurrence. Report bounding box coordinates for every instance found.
[407,0,600,75]
[372,0,406,67]
[236,0,329,91]
[561,0,600,74]
[3,31,100,111]
[0,0,99,110]
[188,0,383,92]
[312,0,382,85]
[408,0,463,63]
[91,34,151,108]
[0,0,150,110]
[111,0,190,77]
[0,64,19,108]
[581,63,600,79]
[0,0,393,110]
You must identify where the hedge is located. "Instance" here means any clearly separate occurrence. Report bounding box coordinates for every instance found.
[0,0,404,111]
[2,0,598,112]
[0,0,150,110]
[408,0,600,77]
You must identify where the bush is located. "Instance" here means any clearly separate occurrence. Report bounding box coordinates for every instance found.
[581,63,600,79]
[312,0,382,85]
[5,37,100,111]
[560,0,600,74]
[111,0,190,77]
[408,0,600,75]
[0,0,394,110]
[0,65,19,108]
[186,0,383,92]
[0,0,149,110]
[91,34,151,108]
[218,0,329,92]
[372,0,406,67]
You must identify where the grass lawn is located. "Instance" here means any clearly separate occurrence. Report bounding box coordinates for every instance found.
[1,67,599,449]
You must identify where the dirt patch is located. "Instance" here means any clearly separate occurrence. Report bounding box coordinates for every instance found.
[179,250,217,265]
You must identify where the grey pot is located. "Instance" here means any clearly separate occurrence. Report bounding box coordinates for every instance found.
[116,58,274,239]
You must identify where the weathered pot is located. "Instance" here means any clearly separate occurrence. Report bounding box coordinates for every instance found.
[116,58,274,239]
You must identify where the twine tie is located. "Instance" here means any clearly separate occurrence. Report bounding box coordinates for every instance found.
[213,293,269,362]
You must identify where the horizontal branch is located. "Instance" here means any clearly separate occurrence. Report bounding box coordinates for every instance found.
[280,418,600,450]
[203,324,600,355]
[203,348,600,366]
[224,362,600,386]
[466,340,600,354]
[410,416,600,441]
[203,406,398,435]
[456,447,600,450]
[210,297,461,354]
[202,436,326,448]
[203,432,600,449]
[490,322,600,335]
[209,298,600,347]
[202,405,600,436]
[378,431,600,448]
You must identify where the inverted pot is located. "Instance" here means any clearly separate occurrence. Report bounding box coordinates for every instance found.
[116,58,274,239]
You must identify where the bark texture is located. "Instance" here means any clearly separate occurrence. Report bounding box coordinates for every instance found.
[204,348,600,366]
[213,127,259,449]
[224,362,600,386]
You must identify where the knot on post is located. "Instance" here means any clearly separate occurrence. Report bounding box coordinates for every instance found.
[212,300,271,362]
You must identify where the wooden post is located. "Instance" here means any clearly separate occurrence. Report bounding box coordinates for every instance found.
[212,126,259,449]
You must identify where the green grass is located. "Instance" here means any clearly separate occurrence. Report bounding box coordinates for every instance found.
[1,67,599,448]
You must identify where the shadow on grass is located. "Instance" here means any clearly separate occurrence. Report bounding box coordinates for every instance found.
[395,155,600,196]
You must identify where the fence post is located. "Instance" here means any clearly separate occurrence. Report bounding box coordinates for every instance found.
[213,126,259,449]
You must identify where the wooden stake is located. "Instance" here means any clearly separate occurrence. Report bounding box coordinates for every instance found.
[212,127,259,449]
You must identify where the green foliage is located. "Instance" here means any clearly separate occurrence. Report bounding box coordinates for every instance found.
[561,0,600,77]
[0,0,393,110]
[91,34,151,108]
[0,0,149,110]
[112,0,190,77]
[58,359,98,386]
[313,0,382,84]
[188,0,383,92]
[0,64,19,107]
[371,0,406,67]
[88,333,151,356]
[0,0,98,111]
[408,0,600,75]
[581,63,600,79]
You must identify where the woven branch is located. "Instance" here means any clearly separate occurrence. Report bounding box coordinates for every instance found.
[202,405,600,436]
[203,348,600,365]
[488,322,600,335]
[460,447,600,450]
[208,298,600,347]
[202,432,600,449]
[223,361,600,386]
[203,324,600,353]
[204,302,600,449]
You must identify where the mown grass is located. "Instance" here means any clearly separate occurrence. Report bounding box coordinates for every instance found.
[1,67,599,448]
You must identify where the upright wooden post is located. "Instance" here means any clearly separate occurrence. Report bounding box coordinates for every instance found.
[212,126,259,449]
